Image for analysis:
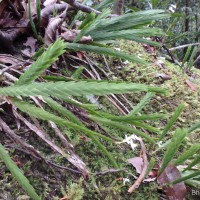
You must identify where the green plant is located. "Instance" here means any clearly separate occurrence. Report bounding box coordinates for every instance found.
[0,143,41,200]
[0,4,199,197]
[76,9,169,46]
[0,38,167,197]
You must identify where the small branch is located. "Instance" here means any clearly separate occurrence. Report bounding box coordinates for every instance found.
[162,45,176,63]
[63,0,100,14]
[5,144,82,174]
[128,139,149,193]
[46,160,82,174]
[94,168,127,176]
[169,43,200,51]
[0,62,24,75]
[0,117,43,160]
[7,0,22,18]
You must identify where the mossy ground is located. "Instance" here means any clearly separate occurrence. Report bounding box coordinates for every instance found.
[0,40,200,199]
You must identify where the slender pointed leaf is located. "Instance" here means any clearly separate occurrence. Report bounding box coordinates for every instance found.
[159,128,187,175]
[0,143,41,200]
[159,104,184,140]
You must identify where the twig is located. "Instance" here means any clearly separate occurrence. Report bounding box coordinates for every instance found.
[193,54,200,65]
[169,43,200,51]
[12,108,88,177]
[5,144,42,160]
[0,62,23,75]
[46,160,82,174]
[94,168,127,176]
[7,0,22,18]
[162,45,176,63]
[63,0,100,14]
[128,139,149,193]
[5,144,82,174]
[0,117,43,160]
[0,54,24,62]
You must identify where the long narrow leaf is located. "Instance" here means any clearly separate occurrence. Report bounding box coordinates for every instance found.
[43,97,83,126]
[94,0,114,10]
[183,156,200,172]
[90,115,156,143]
[188,46,198,70]
[131,121,161,134]
[28,0,38,38]
[36,0,41,27]
[159,104,184,140]
[85,10,169,33]
[174,144,200,166]
[90,28,165,41]
[0,81,167,98]
[66,43,147,65]
[145,157,156,177]
[180,46,192,68]
[159,128,187,175]
[92,111,165,122]
[0,143,41,200]
[171,171,200,185]
[128,92,154,116]
[16,39,67,85]
[188,122,200,134]
[12,99,118,167]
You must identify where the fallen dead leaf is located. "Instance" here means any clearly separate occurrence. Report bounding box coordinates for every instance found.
[41,3,68,27]
[157,163,187,200]
[61,29,92,43]
[45,17,63,46]
[76,52,84,60]
[128,157,144,174]
[21,36,37,57]
[44,0,57,7]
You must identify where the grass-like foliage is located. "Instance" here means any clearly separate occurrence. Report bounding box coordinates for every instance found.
[0,17,199,196]
[76,9,169,46]
[0,143,41,200]
[159,128,187,175]
[66,43,147,65]
[159,104,185,140]
[16,39,67,85]
[0,80,167,98]
[174,144,200,166]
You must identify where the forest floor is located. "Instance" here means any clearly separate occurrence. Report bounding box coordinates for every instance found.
[0,1,200,200]
[0,38,200,200]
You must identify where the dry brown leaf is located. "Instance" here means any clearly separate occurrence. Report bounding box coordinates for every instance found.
[61,30,92,43]
[45,17,63,45]
[29,0,37,16]
[128,157,144,174]
[76,52,85,60]
[21,36,37,57]
[44,0,57,7]
[157,163,187,200]
[41,3,68,27]
[61,29,80,42]
[154,59,165,69]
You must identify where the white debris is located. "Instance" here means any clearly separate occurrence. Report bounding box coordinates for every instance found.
[123,177,130,185]
[117,134,141,150]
